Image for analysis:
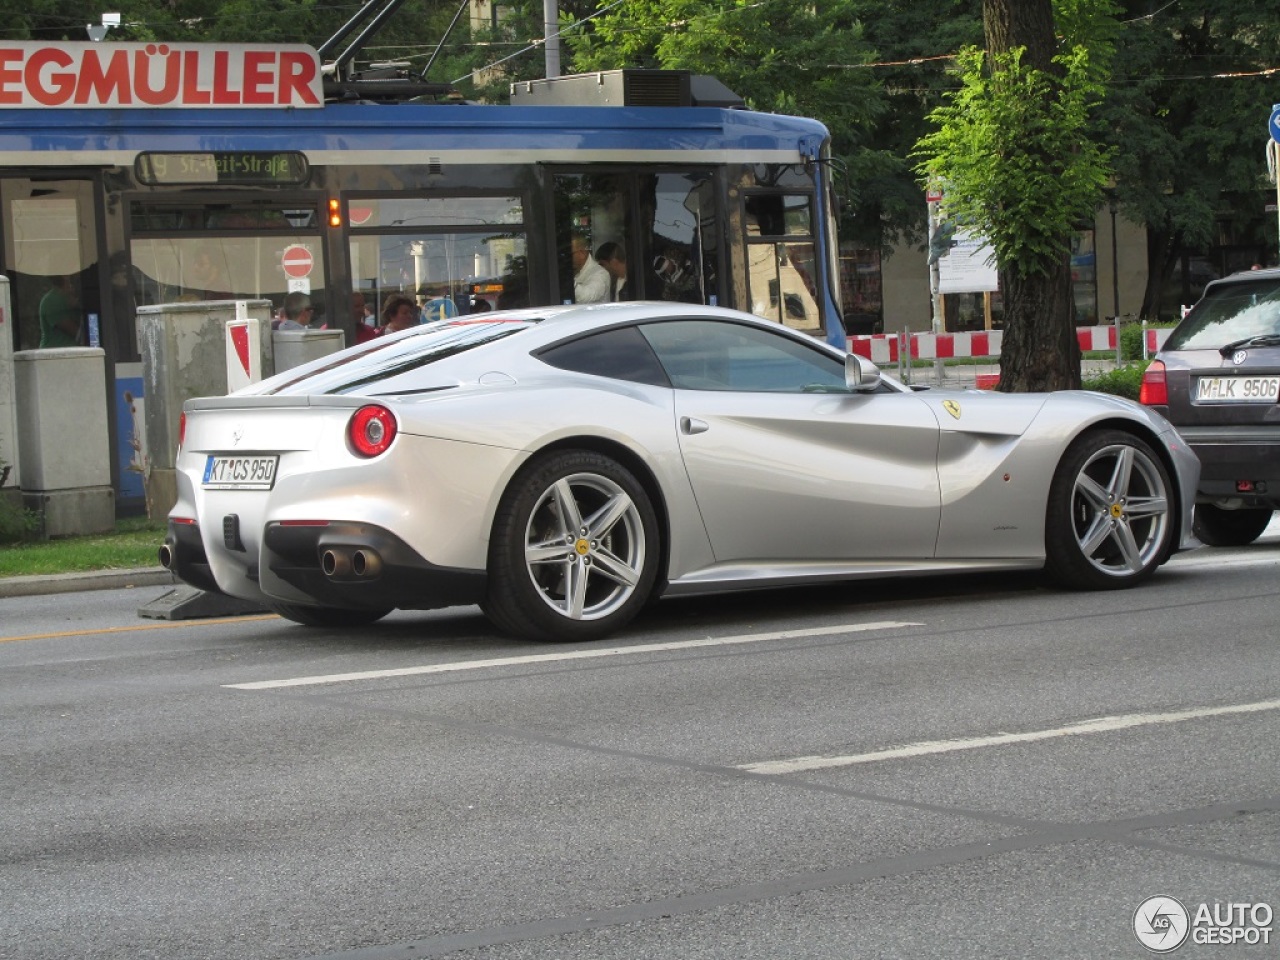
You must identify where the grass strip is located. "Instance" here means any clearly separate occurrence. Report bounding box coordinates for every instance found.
[0,517,165,578]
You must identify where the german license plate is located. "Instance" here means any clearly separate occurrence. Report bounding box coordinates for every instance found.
[1196,376,1280,403]
[202,454,278,490]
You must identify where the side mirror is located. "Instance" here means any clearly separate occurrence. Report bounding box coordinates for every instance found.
[845,352,882,393]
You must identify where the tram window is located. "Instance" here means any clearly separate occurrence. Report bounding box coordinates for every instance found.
[552,171,720,307]
[346,194,528,322]
[746,240,821,335]
[2,179,98,352]
[640,172,719,304]
[554,174,630,304]
[131,201,315,232]
[349,234,527,318]
[744,194,812,238]
[749,164,815,191]
[130,236,326,315]
[352,196,522,228]
[744,192,820,334]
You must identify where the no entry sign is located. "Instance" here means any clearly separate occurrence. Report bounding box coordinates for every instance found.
[281,244,313,278]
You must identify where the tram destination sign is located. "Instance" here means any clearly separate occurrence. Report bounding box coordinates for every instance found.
[136,152,309,186]
[0,42,322,108]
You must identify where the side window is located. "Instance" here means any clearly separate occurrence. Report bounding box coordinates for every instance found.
[538,326,670,386]
[639,319,845,392]
[744,193,821,335]
[637,172,719,306]
[346,194,528,333]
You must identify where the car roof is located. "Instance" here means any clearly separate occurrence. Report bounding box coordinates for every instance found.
[1203,266,1280,291]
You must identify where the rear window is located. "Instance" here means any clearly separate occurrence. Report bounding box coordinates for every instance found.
[1166,278,1280,350]
[261,318,539,396]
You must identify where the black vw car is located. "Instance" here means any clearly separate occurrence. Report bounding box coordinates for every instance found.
[1141,267,1280,545]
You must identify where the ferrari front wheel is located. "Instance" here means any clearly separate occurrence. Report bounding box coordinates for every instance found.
[1044,429,1174,589]
[483,450,660,642]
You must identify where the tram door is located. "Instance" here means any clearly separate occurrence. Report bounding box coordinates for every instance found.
[0,178,102,353]
[550,170,721,308]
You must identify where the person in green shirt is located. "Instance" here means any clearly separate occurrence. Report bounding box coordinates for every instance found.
[38,276,80,348]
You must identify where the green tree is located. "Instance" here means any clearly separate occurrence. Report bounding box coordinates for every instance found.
[915,0,1115,391]
[553,0,887,243]
[849,2,983,250]
[1099,2,1280,319]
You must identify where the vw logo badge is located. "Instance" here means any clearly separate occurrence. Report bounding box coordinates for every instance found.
[1233,350,1248,365]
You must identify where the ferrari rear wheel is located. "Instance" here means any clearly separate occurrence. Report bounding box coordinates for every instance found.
[1044,429,1174,589]
[484,450,659,642]
[269,602,392,627]
[1192,504,1273,547]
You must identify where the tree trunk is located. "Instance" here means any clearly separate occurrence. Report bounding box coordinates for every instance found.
[997,252,1082,392]
[983,0,1057,70]
[984,0,1080,391]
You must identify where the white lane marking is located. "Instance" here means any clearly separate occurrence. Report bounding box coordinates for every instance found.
[738,698,1280,775]
[224,620,921,691]
[1169,553,1280,571]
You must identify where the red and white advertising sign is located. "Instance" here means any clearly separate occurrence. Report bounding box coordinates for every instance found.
[0,42,323,109]
[281,245,314,279]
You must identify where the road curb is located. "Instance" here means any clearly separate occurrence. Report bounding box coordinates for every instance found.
[0,567,176,599]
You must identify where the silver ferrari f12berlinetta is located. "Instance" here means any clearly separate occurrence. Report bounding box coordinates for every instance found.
[163,303,1200,642]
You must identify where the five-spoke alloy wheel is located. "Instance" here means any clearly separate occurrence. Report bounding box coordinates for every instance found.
[1045,429,1175,589]
[484,450,660,642]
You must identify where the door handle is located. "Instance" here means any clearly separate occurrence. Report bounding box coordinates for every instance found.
[680,417,709,435]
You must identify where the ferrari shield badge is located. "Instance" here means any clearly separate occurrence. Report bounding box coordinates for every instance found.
[942,399,961,420]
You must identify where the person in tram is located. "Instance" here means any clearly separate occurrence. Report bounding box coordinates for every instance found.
[38,275,81,348]
[352,291,379,344]
[594,242,628,301]
[571,232,610,303]
[378,293,418,335]
[274,291,316,330]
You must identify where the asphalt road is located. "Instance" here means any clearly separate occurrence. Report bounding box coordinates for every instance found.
[2,537,1279,960]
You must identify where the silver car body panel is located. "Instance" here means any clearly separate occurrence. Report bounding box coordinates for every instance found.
[171,303,1199,610]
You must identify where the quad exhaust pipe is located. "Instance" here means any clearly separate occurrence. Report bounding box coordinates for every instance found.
[321,547,383,580]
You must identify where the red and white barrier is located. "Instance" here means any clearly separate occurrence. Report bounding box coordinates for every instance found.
[847,325,1186,365]
[1145,327,1173,356]
[847,325,1120,363]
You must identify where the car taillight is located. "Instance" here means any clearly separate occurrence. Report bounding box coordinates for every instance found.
[1139,360,1167,406]
[348,404,397,457]
[177,412,186,453]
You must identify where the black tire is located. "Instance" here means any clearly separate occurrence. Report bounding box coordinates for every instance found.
[269,602,392,627]
[1044,429,1175,590]
[482,450,660,642]
[1192,504,1273,547]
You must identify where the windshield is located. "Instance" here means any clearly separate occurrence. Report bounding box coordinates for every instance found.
[260,318,539,396]
[1166,278,1280,350]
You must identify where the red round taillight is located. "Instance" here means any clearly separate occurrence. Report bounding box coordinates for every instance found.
[348,404,397,457]
[177,412,187,453]
[1139,359,1168,406]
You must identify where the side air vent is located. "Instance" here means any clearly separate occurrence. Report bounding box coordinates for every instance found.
[509,70,743,109]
